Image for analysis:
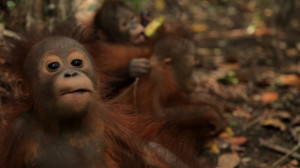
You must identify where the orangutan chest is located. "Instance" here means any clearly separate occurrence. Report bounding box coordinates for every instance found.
[25,135,105,168]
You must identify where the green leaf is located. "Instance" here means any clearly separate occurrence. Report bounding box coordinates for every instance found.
[231,78,239,85]
[126,0,146,11]
[227,71,236,77]
[88,5,98,11]
[7,1,16,11]
[230,122,238,127]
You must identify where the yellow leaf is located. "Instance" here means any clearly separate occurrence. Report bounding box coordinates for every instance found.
[208,141,220,154]
[144,17,164,37]
[155,0,165,11]
[225,127,235,137]
[197,48,211,55]
[219,127,235,139]
[190,24,208,32]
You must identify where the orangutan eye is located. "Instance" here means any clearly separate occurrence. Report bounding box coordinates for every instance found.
[71,59,83,67]
[122,22,128,27]
[47,62,60,71]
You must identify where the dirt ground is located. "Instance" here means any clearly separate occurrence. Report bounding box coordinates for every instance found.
[189,1,300,167]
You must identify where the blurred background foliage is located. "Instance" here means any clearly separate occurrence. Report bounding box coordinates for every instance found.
[0,0,297,32]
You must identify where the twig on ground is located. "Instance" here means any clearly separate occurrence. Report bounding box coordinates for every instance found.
[240,115,262,133]
[271,142,300,168]
[259,139,300,162]
[271,134,300,168]
[238,109,273,134]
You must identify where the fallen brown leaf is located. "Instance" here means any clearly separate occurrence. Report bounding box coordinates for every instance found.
[218,63,240,71]
[286,48,298,58]
[277,74,300,87]
[241,157,251,164]
[233,107,252,120]
[255,163,269,168]
[225,136,248,145]
[261,118,286,131]
[217,152,240,168]
[282,159,299,168]
[273,111,292,120]
[230,144,245,152]
[190,24,208,32]
[291,115,300,125]
[261,92,278,104]
[254,27,270,36]
[290,126,300,141]
[224,137,247,152]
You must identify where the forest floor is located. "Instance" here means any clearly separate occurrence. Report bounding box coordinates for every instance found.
[185,1,300,167]
[194,33,300,167]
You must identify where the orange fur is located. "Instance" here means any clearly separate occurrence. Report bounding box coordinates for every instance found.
[0,24,171,168]
[106,37,226,168]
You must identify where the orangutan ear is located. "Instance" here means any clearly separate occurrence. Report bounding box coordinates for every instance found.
[96,30,108,41]
[16,79,30,99]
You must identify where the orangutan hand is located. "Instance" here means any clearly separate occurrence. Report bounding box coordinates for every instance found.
[128,58,150,78]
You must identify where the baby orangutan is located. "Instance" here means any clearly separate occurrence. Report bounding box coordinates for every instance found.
[0,27,170,168]
[113,35,226,168]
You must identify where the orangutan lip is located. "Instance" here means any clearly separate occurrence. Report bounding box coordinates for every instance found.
[61,89,91,96]
[135,33,145,40]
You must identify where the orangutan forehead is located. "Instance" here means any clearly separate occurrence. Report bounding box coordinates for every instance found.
[28,37,89,59]
[154,37,195,61]
[116,7,134,19]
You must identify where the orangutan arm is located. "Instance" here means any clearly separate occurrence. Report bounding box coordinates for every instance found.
[152,93,225,134]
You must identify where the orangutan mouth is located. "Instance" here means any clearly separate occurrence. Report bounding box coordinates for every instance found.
[61,89,91,96]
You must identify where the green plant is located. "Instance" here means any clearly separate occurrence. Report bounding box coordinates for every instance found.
[218,71,239,85]
[126,0,146,11]
[6,1,16,11]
